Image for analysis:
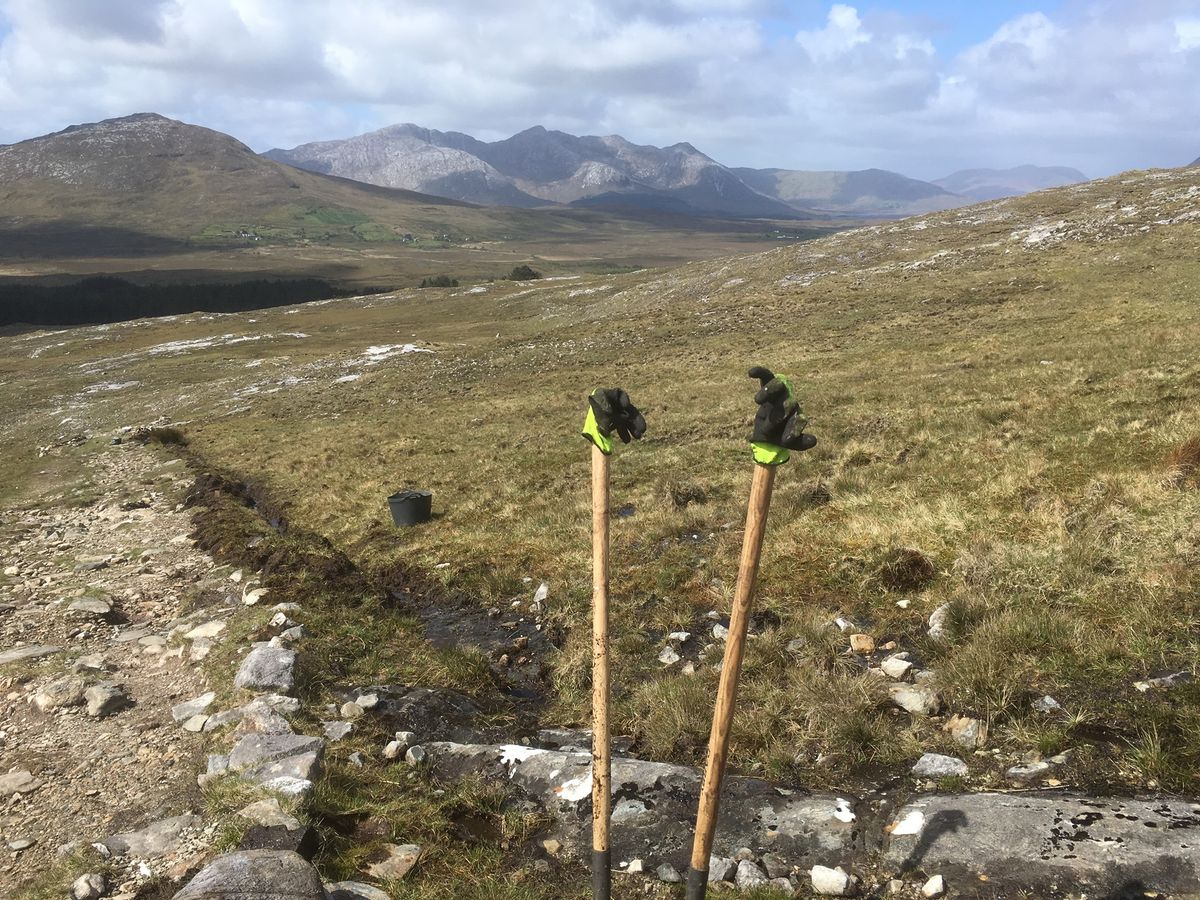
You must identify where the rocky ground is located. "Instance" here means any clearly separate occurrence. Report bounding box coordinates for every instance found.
[0,442,231,894]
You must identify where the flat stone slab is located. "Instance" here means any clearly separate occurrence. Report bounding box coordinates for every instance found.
[175,849,326,899]
[0,645,61,665]
[103,814,201,857]
[882,793,1200,894]
[172,691,217,722]
[326,882,390,900]
[426,741,859,873]
[0,769,42,794]
[229,734,323,771]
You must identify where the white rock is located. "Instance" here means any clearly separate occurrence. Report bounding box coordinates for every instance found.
[237,797,301,831]
[182,715,209,732]
[713,623,729,640]
[626,858,645,874]
[1033,695,1061,713]
[1007,760,1052,783]
[944,714,987,750]
[0,769,41,794]
[912,753,968,778]
[67,597,113,616]
[707,855,737,883]
[172,691,217,722]
[889,683,941,716]
[242,586,269,606]
[657,646,681,665]
[811,864,855,896]
[405,745,427,765]
[185,620,226,640]
[668,631,692,643]
[927,603,952,640]
[734,859,768,888]
[71,872,106,900]
[921,874,945,897]
[355,692,379,709]
[880,655,913,680]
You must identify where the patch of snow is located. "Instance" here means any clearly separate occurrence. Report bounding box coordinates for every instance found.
[568,284,613,297]
[334,374,361,383]
[834,798,856,823]
[361,343,432,364]
[84,381,139,393]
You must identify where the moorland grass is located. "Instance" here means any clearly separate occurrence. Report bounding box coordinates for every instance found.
[3,167,1200,891]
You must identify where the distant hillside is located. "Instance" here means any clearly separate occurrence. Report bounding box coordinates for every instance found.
[268,125,801,219]
[933,165,1086,202]
[733,167,963,217]
[0,113,508,253]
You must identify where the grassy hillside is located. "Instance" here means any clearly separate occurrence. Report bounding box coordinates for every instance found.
[3,166,1199,881]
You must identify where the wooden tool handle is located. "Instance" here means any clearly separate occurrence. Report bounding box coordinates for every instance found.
[591,444,612,898]
[686,463,777,892]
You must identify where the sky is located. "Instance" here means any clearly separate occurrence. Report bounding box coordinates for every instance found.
[0,1,1198,180]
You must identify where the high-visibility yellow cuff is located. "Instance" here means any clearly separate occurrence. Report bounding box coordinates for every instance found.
[582,407,614,454]
[751,441,790,466]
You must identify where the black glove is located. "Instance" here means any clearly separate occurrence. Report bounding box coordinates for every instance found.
[749,366,816,464]
[582,388,646,454]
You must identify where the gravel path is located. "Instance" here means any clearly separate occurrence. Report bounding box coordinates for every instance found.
[0,442,234,893]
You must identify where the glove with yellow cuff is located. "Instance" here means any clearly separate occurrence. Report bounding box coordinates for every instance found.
[748,366,816,465]
[581,388,646,455]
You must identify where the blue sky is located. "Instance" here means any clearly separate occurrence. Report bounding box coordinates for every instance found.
[0,1,1197,179]
[760,1,1064,53]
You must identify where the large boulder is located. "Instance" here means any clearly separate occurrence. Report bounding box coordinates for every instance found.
[882,793,1200,894]
[425,741,860,874]
[174,850,327,899]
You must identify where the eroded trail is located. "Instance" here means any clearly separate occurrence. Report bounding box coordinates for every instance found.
[0,443,238,894]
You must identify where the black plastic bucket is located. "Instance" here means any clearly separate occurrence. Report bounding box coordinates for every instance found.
[388,489,432,527]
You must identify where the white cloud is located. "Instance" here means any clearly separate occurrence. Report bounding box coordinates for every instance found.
[795,4,871,60]
[0,1,1196,177]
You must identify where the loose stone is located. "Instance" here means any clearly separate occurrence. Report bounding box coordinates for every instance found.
[912,753,968,778]
[735,859,769,888]
[84,681,131,717]
[366,843,421,880]
[849,633,875,654]
[811,864,856,896]
[657,863,681,883]
[233,645,296,693]
[72,873,107,900]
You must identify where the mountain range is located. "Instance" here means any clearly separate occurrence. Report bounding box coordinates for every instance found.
[0,112,1097,257]
[268,124,1088,219]
[266,125,802,219]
